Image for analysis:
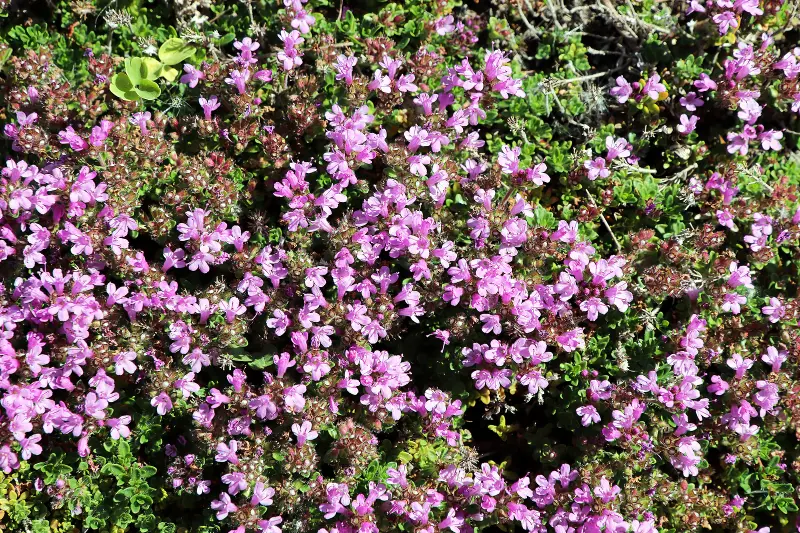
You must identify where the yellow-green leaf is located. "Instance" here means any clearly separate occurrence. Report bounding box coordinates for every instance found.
[160,65,180,82]
[158,38,196,66]
[124,57,145,85]
[110,73,139,101]
[141,57,164,80]
[135,79,161,100]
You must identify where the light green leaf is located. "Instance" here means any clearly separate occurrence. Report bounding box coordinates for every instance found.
[141,57,164,80]
[158,38,196,65]
[160,65,180,82]
[124,57,145,85]
[110,73,139,101]
[135,79,161,100]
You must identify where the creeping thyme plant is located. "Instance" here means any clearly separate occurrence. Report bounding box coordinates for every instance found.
[1,0,800,531]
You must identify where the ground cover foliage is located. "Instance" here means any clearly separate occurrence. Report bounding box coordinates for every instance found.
[1,0,800,532]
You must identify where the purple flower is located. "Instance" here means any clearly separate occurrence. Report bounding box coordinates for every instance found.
[215,440,239,464]
[129,112,151,136]
[150,392,173,416]
[210,493,237,520]
[576,405,600,426]
[694,73,718,92]
[225,68,251,94]
[762,297,786,323]
[180,64,205,88]
[643,73,666,100]
[198,95,221,120]
[291,420,318,446]
[584,157,609,180]
[677,114,698,135]
[610,76,632,103]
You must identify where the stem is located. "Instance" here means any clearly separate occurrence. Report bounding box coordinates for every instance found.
[585,189,622,254]
[546,0,563,29]
[552,70,615,86]
[500,186,518,208]
[517,0,538,34]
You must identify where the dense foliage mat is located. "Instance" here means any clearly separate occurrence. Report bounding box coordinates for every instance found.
[1,0,800,532]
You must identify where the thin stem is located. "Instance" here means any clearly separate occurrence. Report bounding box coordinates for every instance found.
[585,189,622,254]
[552,70,615,86]
[517,0,538,34]
[546,0,564,29]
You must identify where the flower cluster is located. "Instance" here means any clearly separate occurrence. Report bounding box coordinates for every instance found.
[1,1,800,533]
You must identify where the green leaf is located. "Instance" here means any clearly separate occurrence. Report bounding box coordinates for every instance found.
[532,203,557,229]
[30,520,50,533]
[158,523,177,533]
[84,515,106,530]
[161,65,180,82]
[116,512,135,528]
[248,355,274,370]
[101,463,126,478]
[139,465,158,479]
[115,487,135,501]
[141,57,164,80]
[217,33,236,46]
[135,79,162,100]
[118,439,133,463]
[124,57,145,85]
[158,38,196,65]
[110,73,139,101]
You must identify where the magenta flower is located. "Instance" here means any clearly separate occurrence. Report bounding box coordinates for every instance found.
[291,420,318,446]
[677,114,698,135]
[210,493,238,520]
[609,76,632,103]
[215,440,239,465]
[761,297,786,323]
[584,157,609,180]
[129,112,151,136]
[150,392,173,416]
[198,95,221,120]
[180,64,205,88]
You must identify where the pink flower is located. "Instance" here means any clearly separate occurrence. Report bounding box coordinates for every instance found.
[694,73,718,92]
[762,346,787,372]
[215,440,239,464]
[584,157,609,180]
[180,64,205,87]
[727,353,754,379]
[679,92,704,111]
[150,392,173,415]
[610,76,632,103]
[580,297,608,321]
[713,11,739,35]
[761,297,786,323]
[721,292,747,314]
[576,405,600,426]
[107,416,131,440]
[677,114,698,135]
[211,493,238,520]
[291,420,318,446]
[758,130,783,151]
[593,476,621,503]
[199,96,221,120]
[219,297,246,322]
[643,73,666,100]
[251,482,275,506]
